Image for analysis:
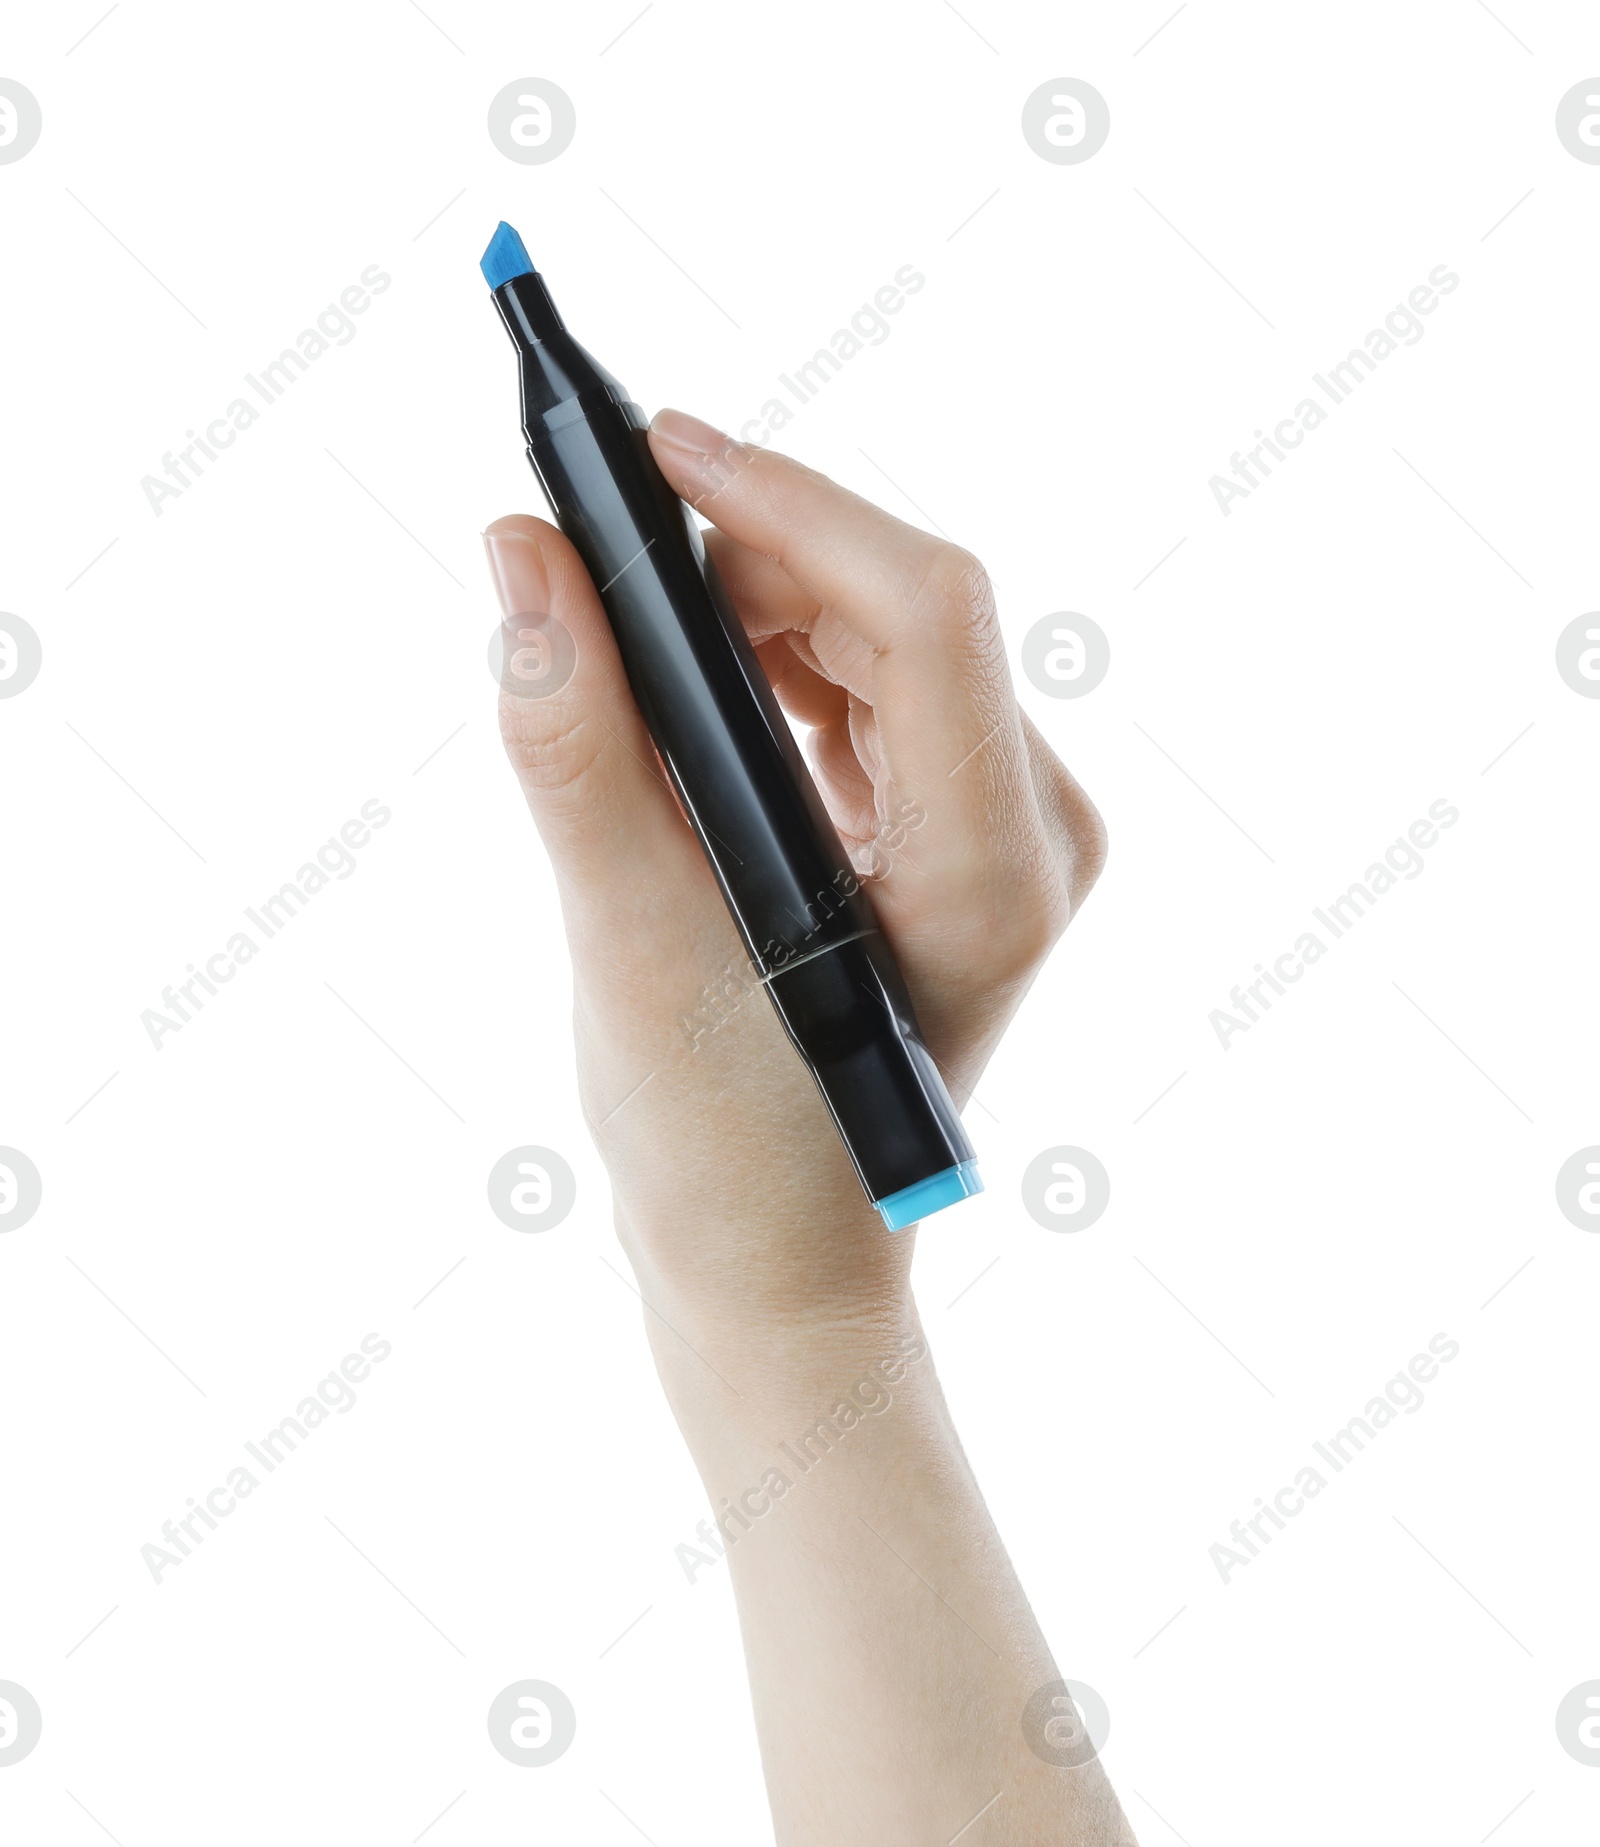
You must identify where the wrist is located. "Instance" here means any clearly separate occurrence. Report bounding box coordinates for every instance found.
[637,1272,932,1464]
[614,1188,914,1380]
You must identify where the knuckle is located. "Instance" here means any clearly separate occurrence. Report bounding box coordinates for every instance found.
[1070,790,1110,900]
[1023,717,1110,913]
[1042,758,1109,907]
[499,696,605,795]
[912,544,996,630]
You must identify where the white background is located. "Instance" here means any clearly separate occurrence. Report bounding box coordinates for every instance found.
[2,2,1597,1841]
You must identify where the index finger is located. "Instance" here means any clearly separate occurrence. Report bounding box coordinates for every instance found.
[646,408,1057,970]
[650,409,976,656]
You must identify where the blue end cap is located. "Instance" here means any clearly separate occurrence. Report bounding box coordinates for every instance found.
[481,221,534,290]
[875,1160,983,1232]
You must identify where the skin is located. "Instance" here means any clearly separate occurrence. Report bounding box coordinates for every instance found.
[483,407,1136,1846]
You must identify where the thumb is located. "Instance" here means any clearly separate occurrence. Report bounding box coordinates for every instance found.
[483,514,699,919]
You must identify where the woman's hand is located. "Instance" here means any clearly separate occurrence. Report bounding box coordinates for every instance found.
[483,408,1105,1353]
[484,412,1132,1847]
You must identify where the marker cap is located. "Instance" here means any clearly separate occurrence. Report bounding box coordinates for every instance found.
[875,1160,984,1231]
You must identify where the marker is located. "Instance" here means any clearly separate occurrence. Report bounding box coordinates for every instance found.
[481,222,980,1230]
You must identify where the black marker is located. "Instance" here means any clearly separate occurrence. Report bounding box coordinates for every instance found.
[481,223,979,1229]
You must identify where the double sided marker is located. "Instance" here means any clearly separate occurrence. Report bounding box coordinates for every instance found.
[483,224,980,1229]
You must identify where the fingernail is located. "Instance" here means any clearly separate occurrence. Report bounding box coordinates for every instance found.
[483,527,549,619]
[649,407,736,460]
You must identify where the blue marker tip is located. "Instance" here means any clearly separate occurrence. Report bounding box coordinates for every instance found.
[481,221,534,290]
[874,1160,984,1232]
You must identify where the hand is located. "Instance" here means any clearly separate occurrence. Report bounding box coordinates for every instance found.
[484,412,1132,1847]
[483,408,1105,1354]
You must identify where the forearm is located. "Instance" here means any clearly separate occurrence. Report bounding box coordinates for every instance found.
[644,1273,1137,1847]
